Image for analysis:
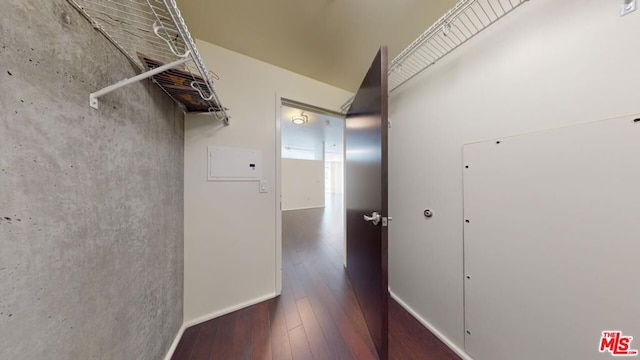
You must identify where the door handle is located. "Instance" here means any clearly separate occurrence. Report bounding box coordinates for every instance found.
[364,211,381,226]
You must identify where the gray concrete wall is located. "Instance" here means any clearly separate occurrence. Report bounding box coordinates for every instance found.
[0,1,184,359]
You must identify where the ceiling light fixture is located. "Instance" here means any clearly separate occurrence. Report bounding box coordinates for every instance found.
[621,0,638,16]
[291,111,308,125]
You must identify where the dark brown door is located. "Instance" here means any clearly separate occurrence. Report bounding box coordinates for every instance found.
[345,47,388,360]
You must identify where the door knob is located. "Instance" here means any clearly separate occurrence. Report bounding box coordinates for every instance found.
[364,212,381,225]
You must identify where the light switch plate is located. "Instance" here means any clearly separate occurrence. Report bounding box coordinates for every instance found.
[259,180,268,193]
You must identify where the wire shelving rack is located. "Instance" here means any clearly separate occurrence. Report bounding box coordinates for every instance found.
[342,0,529,113]
[67,0,230,124]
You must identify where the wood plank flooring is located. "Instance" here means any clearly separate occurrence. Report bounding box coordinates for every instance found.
[172,195,461,360]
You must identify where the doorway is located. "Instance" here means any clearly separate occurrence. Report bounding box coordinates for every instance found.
[278,98,346,263]
[275,98,346,288]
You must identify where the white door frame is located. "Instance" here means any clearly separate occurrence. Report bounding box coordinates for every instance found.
[274,94,347,295]
[275,93,283,295]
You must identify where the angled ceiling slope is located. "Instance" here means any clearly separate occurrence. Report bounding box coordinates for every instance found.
[176,0,457,92]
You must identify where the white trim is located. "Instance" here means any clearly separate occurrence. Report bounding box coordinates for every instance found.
[164,293,277,360]
[342,115,347,268]
[275,93,283,296]
[282,205,325,211]
[183,292,277,329]
[163,325,185,360]
[389,290,474,360]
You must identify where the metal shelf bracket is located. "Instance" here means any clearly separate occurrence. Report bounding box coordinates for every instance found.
[89,55,190,109]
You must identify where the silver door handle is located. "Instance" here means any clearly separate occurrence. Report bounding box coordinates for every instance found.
[364,212,381,225]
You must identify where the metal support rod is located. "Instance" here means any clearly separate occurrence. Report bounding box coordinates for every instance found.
[89,55,191,109]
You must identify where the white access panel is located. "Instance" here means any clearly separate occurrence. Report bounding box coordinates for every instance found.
[463,114,640,360]
[207,146,262,181]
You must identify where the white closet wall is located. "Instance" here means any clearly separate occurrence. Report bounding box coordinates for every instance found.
[389,0,640,355]
[184,40,351,325]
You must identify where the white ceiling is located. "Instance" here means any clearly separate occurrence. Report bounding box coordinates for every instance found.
[281,105,344,156]
[176,0,457,91]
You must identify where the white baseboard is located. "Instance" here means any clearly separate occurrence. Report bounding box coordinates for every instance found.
[163,324,185,360]
[163,292,277,360]
[389,290,474,360]
[282,205,325,211]
[184,292,277,329]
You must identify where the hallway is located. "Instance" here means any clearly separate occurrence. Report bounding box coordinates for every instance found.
[172,197,461,359]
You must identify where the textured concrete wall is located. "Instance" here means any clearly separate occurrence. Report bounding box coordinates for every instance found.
[0,1,184,359]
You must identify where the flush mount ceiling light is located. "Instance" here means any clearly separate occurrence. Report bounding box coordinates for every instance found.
[622,0,638,16]
[291,111,308,125]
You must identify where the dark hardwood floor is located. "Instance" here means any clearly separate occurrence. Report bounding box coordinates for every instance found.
[172,195,461,360]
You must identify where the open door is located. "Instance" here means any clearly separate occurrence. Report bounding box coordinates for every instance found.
[345,47,389,360]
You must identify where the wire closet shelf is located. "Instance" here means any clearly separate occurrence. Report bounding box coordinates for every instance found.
[68,0,229,124]
[342,0,528,113]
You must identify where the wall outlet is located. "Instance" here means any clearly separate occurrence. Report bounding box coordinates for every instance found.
[621,0,638,16]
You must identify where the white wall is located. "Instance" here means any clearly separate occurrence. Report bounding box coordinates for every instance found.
[281,159,325,210]
[388,0,640,355]
[184,40,351,324]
